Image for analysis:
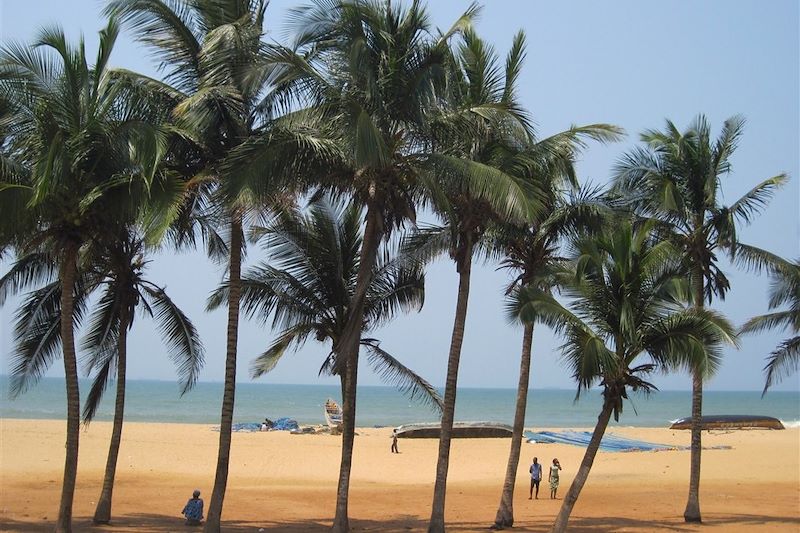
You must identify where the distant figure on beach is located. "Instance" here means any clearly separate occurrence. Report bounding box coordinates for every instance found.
[182,489,204,525]
[529,457,542,499]
[549,458,562,499]
[391,429,399,453]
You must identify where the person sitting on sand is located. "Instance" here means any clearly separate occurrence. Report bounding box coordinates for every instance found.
[182,489,204,525]
[549,458,561,499]
[391,429,399,453]
[529,457,542,499]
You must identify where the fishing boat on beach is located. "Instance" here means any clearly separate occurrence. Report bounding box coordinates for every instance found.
[669,414,785,430]
[394,421,512,439]
[324,398,343,429]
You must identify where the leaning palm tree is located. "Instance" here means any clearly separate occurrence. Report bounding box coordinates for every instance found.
[510,219,737,532]
[739,256,800,393]
[1,232,205,524]
[0,20,166,532]
[209,199,442,411]
[489,185,616,529]
[612,115,787,522]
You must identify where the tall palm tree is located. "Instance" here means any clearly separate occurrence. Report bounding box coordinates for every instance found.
[420,31,538,533]
[739,256,800,393]
[612,115,787,522]
[0,20,166,532]
[510,220,737,532]
[209,199,442,410]
[489,185,615,529]
[407,29,621,531]
[1,232,205,524]
[237,3,481,529]
[104,2,292,529]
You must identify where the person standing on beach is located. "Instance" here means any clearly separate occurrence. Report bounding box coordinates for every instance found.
[549,458,562,499]
[529,457,543,499]
[391,429,399,453]
[182,489,204,525]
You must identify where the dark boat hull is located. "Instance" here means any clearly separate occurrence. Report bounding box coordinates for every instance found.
[669,415,784,430]
[395,422,513,438]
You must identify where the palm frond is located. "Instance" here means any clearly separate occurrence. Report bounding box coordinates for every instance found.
[361,338,443,413]
[762,336,799,395]
[143,286,204,394]
[0,252,57,305]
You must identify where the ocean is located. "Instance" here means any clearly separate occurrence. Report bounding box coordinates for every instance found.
[1,377,798,428]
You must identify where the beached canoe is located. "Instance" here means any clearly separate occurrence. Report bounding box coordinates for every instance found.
[669,415,785,430]
[324,398,343,429]
[394,421,513,438]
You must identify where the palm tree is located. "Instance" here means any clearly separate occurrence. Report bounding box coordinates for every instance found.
[1,232,205,524]
[420,31,538,533]
[0,20,166,531]
[208,199,442,410]
[240,3,481,529]
[406,29,621,531]
[82,232,204,524]
[104,2,292,528]
[510,219,737,532]
[489,185,616,529]
[612,115,787,522]
[739,256,800,393]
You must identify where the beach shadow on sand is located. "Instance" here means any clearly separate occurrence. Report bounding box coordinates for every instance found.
[2,512,798,532]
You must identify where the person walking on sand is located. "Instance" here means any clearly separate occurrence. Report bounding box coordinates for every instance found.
[391,429,399,453]
[548,458,562,499]
[529,456,542,499]
[182,489,204,525]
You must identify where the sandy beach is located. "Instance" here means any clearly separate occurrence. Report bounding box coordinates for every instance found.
[1,419,798,532]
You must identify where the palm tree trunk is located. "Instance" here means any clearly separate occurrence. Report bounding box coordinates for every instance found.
[683,262,705,523]
[551,397,614,533]
[429,239,474,533]
[493,322,535,528]
[331,204,382,533]
[55,242,80,533]
[92,306,130,524]
[205,216,243,533]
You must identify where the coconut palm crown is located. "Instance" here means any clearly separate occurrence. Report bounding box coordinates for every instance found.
[207,199,442,410]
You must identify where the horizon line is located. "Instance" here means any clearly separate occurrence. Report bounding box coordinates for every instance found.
[2,375,797,394]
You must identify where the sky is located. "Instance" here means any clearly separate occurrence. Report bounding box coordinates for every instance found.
[0,0,798,393]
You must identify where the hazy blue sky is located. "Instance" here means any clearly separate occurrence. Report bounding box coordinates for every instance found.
[1,0,798,393]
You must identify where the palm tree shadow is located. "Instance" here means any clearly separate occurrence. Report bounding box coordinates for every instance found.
[564,512,800,532]
[3,512,796,532]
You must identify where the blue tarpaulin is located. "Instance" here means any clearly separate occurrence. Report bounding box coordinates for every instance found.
[221,418,300,433]
[524,430,686,452]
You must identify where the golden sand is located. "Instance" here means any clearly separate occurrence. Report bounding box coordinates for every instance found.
[1,419,798,531]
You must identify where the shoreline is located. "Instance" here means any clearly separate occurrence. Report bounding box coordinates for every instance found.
[2,418,799,531]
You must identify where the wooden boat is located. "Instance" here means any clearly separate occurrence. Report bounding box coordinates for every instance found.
[324,398,343,429]
[394,421,513,439]
[669,415,785,430]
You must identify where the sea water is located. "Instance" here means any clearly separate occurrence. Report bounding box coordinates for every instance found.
[1,376,798,428]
